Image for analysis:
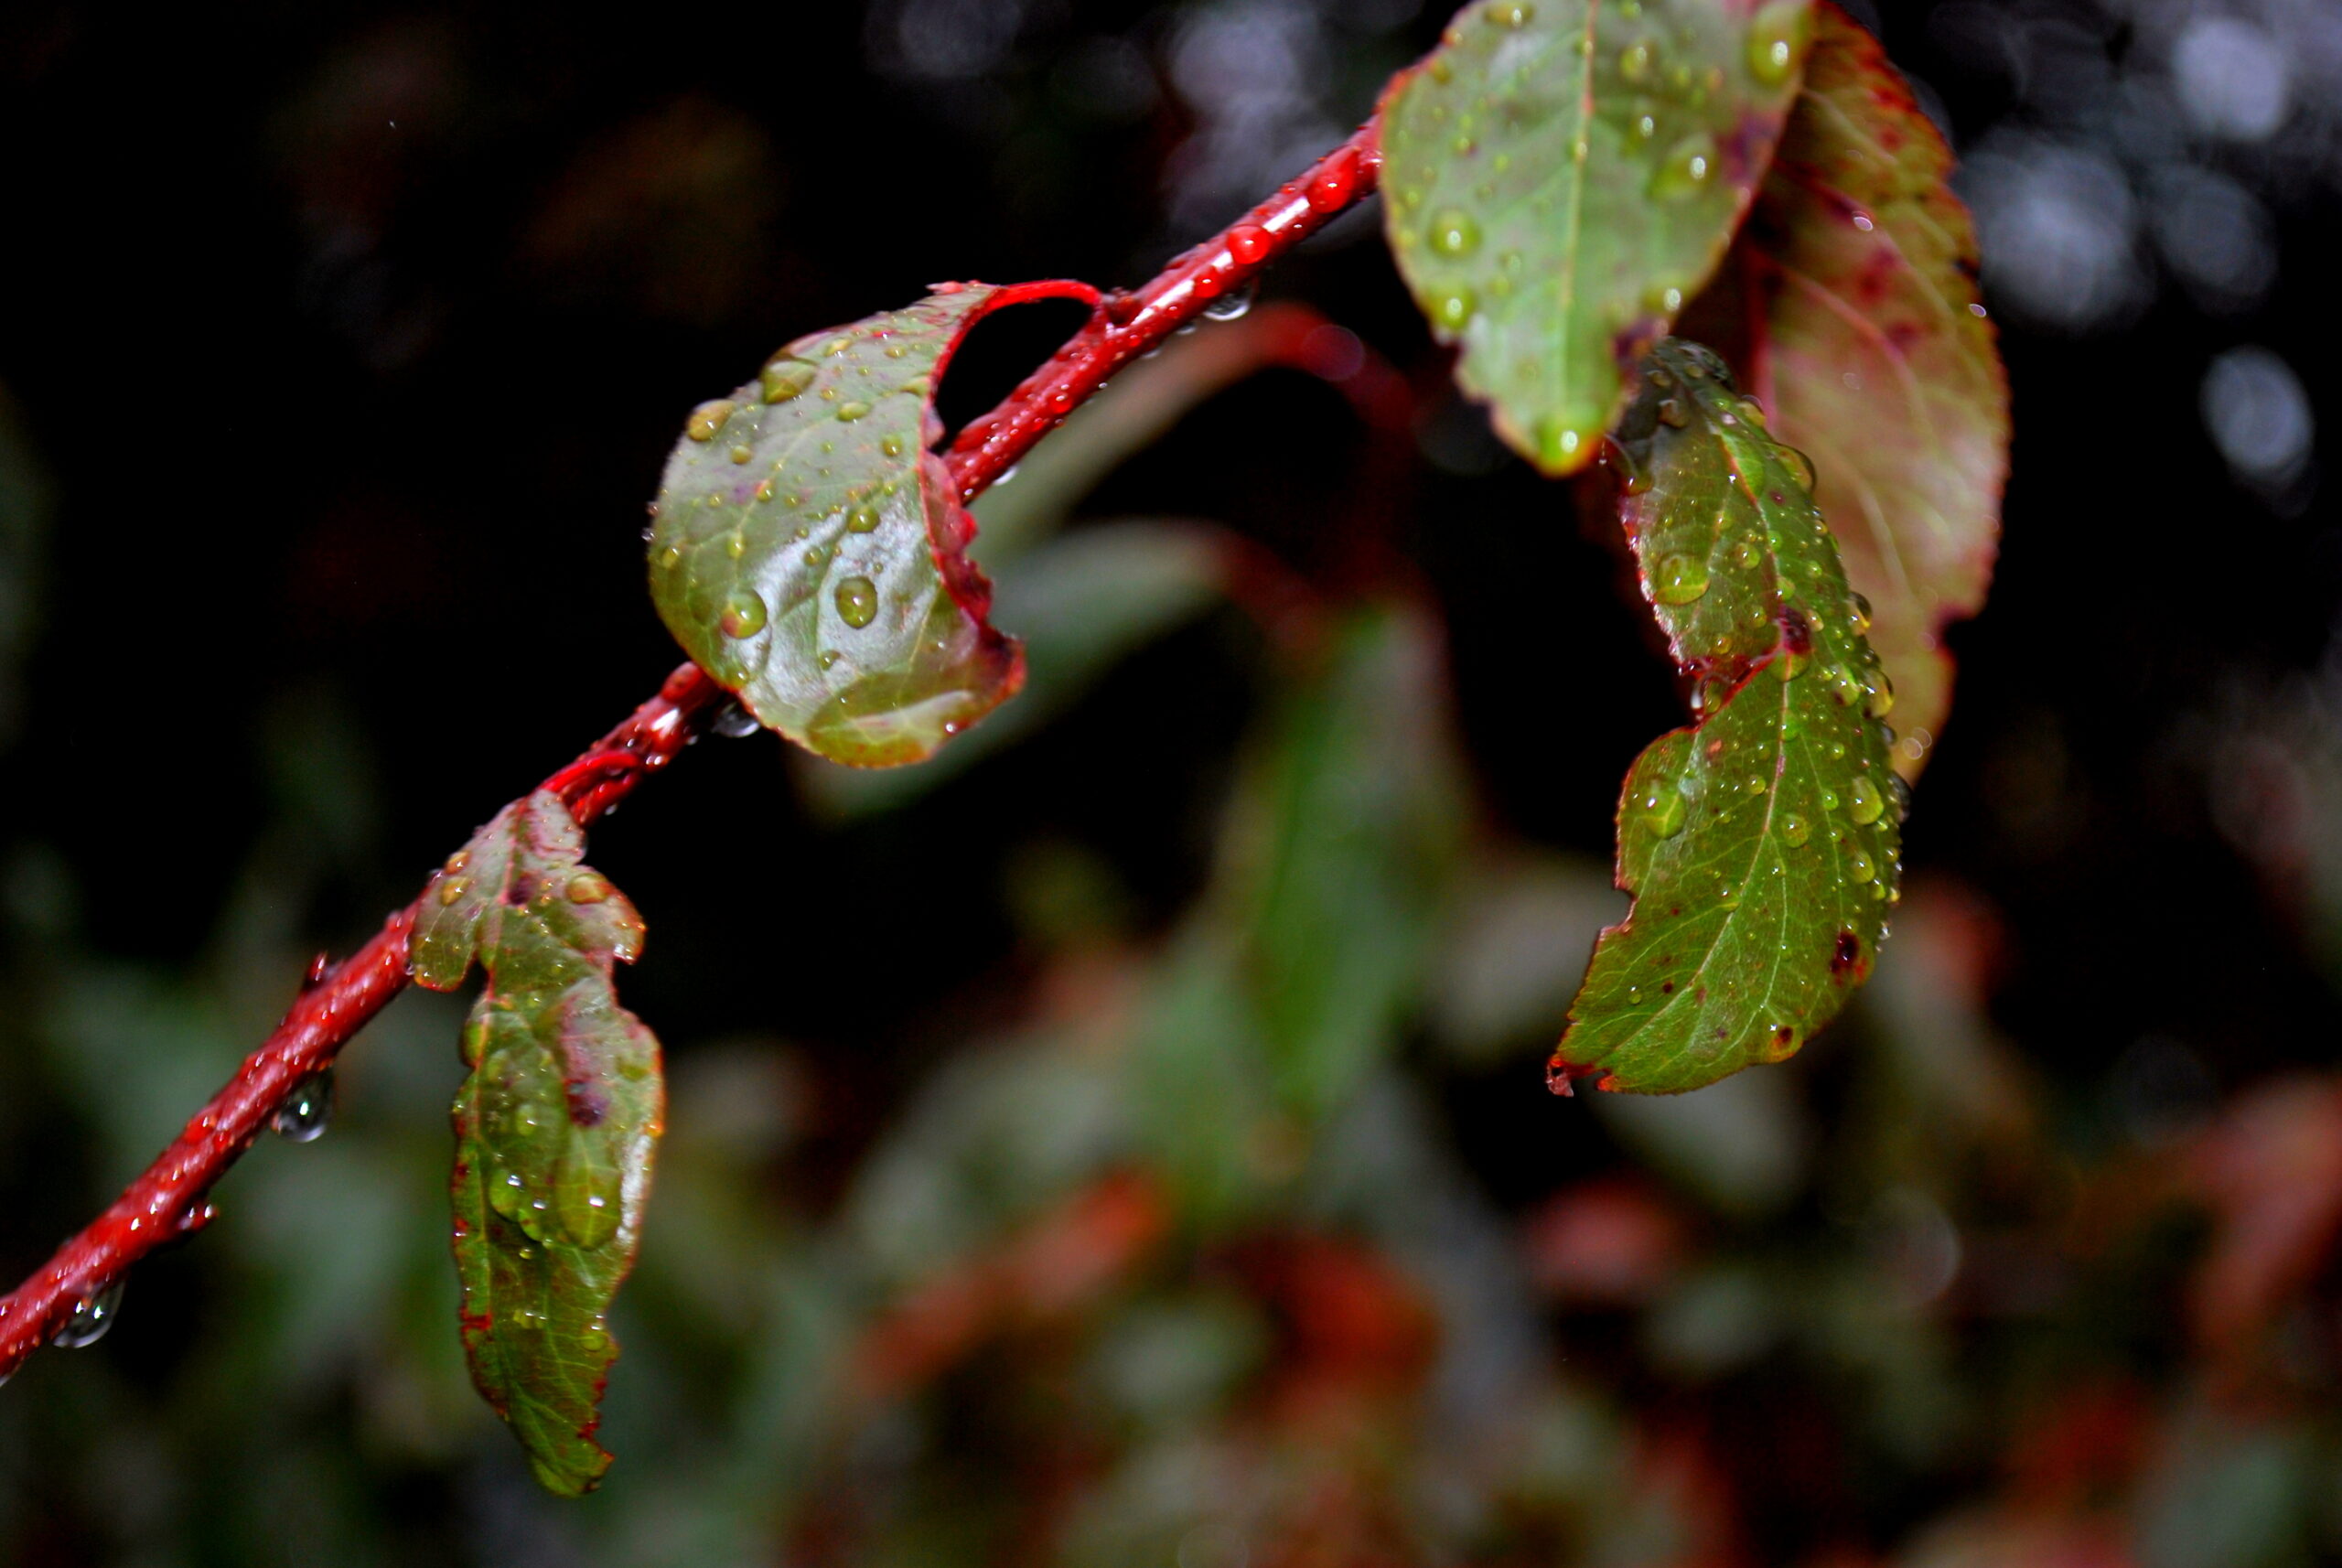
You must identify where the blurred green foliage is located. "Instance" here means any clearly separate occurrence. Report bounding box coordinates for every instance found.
[5,304,2341,1566]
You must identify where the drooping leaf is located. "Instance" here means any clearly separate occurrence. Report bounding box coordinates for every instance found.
[412,789,663,1495]
[1714,2,2007,775]
[649,282,1097,767]
[1554,339,1900,1095]
[1380,0,1811,474]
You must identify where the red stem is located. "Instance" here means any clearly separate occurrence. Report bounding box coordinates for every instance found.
[0,120,1385,1381]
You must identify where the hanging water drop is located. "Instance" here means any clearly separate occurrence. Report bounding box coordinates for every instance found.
[53,1277,124,1348]
[1848,775,1885,825]
[708,698,761,739]
[1203,279,1257,321]
[272,1069,334,1143]
[760,360,816,403]
[684,400,736,441]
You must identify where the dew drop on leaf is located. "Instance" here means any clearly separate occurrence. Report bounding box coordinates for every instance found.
[1635,777,1688,837]
[1846,848,1876,884]
[1848,776,1885,826]
[271,1069,334,1144]
[1649,134,1717,199]
[718,591,768,639]
[684,401,735,441]
[1652,553,1711,605]
[1428,209,1482,258]
[1780,812,1811,847]
[834,575,879,629]
[1433,286,1477,331]
[1746,0,1807,87]
[52,1277,124,1349]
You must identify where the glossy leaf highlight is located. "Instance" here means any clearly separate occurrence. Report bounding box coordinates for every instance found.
[412,790,663,1495]
[1380,0,1810,474]
[650,283,1096,767]
[1554,340,1900,1095]
[1724,2,2007,775]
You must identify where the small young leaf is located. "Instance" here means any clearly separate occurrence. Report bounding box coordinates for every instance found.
[1380,0,1811,474]
[649,282,1097,767]
[1719,2,2007,775]
[412,790,662,1496]
[1554,340,1900,1095]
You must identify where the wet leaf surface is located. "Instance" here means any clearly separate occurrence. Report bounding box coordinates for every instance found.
[1555,339,1900,1094]
[649,282,1095,767]
[412,790,662,1495]
[1380,0,1810,474]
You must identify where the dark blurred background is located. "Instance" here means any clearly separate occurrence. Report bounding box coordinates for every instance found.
[3,1,2341,1564]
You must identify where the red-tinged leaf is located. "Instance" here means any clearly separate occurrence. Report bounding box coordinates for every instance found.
[1553,340,1901,1095]
[649,282,1099,767]
[1380,0,1812,474]
[412,790,662,1496]
[1720,3,2008,776]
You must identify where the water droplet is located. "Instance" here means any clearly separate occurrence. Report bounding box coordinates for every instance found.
[1846,848,1876,884]
[1819,785,1842,811]
[1746,775,1767,795]
[834,575,878,628]
[725,533,747,560]
[1619,41,1653,81]
[1846,591,1873,633]
[566,872,613,905]
[761,360,816,403]
[1746,0,1808,86]
[1634,778,1688,837]
[1776,446,1817,491]
[835,400,871,422]
[1649,134,1717,199]
[1428,209,1481,258]
[1732,540,1760,570]
[719,591,768,639]
[880,435,905,458]
[1780,812,1811,847]
[1822,664,1862,706]
[271,1069,334,1143]
[1229,223,1272,265]
[1488,1,1532,26]
[1864,671,1896,718]
[1658,396,1689,428]
[53,1278,124,1348]
[846,505,881,533]
[655,544,682,571]
[1634,113,1659,142]
[1652,553,1710,605]
[1773,647,1809,682]
[1431,286,1477,331]
[684,401,736,442]
[437,875,470,908]
[1203,279,1257,321]
[1848,776,1885,825]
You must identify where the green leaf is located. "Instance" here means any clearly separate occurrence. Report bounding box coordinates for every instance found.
[648,282,1097,767]
[1231,608,1466,1117]
[1722,2,2007,776]
[1554,339,1900,1095]
[412,789,663,1495]
[1380,0,1811,474]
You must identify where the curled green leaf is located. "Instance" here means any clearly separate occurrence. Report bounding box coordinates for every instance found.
[1380,0,1810,474]
[413,790,662,1496]
[1554,340,1900,1095]
[649,282,1098,767]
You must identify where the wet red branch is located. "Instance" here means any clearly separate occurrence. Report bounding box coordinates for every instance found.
[0,121,1385,1382]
